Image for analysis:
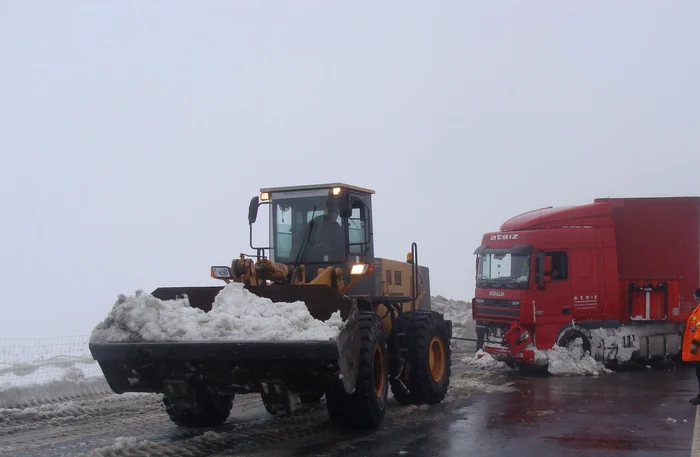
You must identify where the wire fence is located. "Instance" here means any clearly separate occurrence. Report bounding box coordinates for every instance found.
[0,335,103,388]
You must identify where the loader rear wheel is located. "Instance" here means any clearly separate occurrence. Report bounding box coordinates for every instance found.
[163,389,233,428]
[392,311,451,405]
[325,311,389,429]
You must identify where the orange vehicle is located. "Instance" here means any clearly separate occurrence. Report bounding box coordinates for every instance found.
[90,183,452,430]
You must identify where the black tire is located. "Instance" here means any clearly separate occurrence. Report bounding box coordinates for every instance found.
[163,389,233,427]
[392,311,451,405]
[299,392,324,404]
[390,379,414,406]
[390,313,416,406]
[326,311,389,429]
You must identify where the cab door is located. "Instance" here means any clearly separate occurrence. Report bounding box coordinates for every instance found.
[569,249,601,319]
[532,250,573,323]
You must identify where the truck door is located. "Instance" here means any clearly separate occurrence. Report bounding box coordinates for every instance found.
[569,249,601,318]
[532,250,573,322]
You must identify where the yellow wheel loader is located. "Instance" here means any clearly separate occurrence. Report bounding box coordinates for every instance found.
[89,183,452,430]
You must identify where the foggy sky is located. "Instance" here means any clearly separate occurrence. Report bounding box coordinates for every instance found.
[2,1,699,338]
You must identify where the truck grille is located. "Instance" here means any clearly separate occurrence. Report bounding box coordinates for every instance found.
[474,298,520,320]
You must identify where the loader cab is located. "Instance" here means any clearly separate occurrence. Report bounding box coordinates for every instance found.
[248,183,376,283]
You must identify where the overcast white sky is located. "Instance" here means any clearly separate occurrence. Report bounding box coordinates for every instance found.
[2,1,699,338]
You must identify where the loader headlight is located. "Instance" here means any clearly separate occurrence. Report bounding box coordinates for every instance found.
[350,263,370,276]
[260,192,270,201]
[210,266,233,280]
[332,187,342,196]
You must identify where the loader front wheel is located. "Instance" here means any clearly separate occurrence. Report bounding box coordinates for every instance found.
[326,311,389,429]
[163,389,233,428]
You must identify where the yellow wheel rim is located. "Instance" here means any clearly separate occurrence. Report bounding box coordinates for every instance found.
[373,342,385,398]
[429,336,446,383]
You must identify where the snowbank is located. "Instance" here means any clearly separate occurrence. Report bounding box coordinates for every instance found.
[431,295,475,350]
[461,349,509,371]
[545,338,613,377]
[464,339,613,377]
[588,327,638,363]
[0,356,111,409]
[90,282,345,343]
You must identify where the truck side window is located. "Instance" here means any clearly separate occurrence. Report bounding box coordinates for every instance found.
[549,252,568,281]
[536,251,569,282]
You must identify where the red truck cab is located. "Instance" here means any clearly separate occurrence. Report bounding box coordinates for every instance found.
[473,197,700,369]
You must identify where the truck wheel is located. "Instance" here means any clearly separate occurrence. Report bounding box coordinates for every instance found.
[395,311,451,405]
[163,389,233,427]
[326,311,389,429]
[558,330,591,359]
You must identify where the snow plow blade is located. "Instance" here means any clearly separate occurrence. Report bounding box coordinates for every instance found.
[89,284,361,397]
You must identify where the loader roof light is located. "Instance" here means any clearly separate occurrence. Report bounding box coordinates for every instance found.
[260,192,270,201]
[210,266,233,280]
[350,263,370,276]
[332,187,342,196]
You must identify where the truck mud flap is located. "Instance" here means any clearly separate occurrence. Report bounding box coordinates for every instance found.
[89,301,361,396]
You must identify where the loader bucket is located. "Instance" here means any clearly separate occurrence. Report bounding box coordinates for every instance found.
[89,284,361,399]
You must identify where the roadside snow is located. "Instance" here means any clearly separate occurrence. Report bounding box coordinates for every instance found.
[546,338,612,377]
[588,327,639,363]
[461,349,509,371]
[431,295,475,350]
[0,356,110,409]
[90,282,345,343]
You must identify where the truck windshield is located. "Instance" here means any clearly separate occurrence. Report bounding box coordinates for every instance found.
[271,193,346,265]
[476,253,531,289]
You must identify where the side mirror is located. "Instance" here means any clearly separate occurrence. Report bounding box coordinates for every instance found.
[543,255,553,275]
[248,196,260,224]
[338,194,351,218]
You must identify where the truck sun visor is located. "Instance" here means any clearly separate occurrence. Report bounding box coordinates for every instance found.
[473,244,535,255]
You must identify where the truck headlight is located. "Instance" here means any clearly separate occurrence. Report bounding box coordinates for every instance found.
[517,331,530,344]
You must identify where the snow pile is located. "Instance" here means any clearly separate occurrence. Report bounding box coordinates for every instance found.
[0,400,87,423]
[84,436,154,457]
[546,338,613,377]
[431,295,475,350]
[0,356,110,409]
[588,327,639,363]
[90,282,345,343]
[461,349,509,371]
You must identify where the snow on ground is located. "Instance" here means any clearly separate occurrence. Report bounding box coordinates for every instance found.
[461,349,509,371]
[545,338,613,377]
[588,326,639,363]
[90,282,345,343]
[0,356,110,409]
[431,295,475,350]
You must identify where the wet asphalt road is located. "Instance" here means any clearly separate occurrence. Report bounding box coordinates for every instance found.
[216,363,700,457]
[4,354,700,457]
[446,365,698,457]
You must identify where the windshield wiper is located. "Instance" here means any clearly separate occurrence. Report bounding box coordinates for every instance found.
[290,206,318,282]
